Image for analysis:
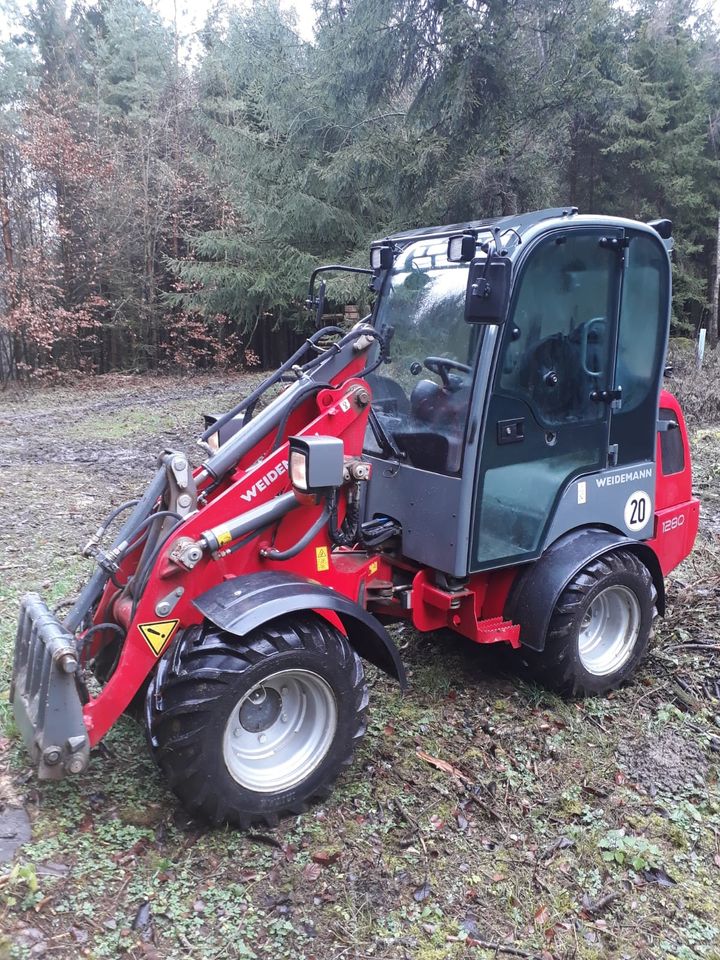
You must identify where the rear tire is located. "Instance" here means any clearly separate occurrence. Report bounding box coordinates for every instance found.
[522,550,656,697]
[145,613,368,827]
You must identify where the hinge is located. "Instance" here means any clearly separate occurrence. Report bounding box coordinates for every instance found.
[608,443,619,467]
[590,386,623,405]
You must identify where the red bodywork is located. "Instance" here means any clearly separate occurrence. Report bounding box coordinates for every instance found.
[647,389,700,574]
[81,374,699,747]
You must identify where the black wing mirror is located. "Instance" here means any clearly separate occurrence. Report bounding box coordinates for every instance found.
[465,257,511,323]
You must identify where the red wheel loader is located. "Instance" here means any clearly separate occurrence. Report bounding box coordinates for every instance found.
[11,208,699,826]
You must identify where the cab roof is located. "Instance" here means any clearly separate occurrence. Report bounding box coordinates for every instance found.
[379,207,580,245]
[376,207,671,251]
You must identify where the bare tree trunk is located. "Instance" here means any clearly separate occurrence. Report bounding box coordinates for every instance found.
[0,146,15,280]
[709,212,720,349]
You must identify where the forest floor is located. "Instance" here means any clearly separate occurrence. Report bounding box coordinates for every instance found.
[0,372,719,960]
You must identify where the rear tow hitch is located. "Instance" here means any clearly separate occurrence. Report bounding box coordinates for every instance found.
[10,594,90,780]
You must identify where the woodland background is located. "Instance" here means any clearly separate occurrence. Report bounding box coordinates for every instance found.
[1,0,720,381]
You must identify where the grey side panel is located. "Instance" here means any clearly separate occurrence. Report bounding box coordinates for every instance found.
[363,461,465,576]
[193,571,407,688]
[505,527,665,652]
[543,461,656,548]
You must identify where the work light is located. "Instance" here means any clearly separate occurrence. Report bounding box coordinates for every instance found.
[447,231,477,262]
[370,243,395,272]
[288,436,344,494]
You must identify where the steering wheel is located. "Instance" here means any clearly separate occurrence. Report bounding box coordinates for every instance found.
[423,356,472,390]
[517,335,581,420]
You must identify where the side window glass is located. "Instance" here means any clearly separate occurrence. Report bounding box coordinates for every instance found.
[659,408,685,475]
[610,233,668,465]
[365,238,479,474]
[616,236,664,412]
[499,234,618,425]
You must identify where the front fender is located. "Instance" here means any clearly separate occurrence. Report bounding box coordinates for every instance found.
[505,527,665,652]
[193,571,407,689]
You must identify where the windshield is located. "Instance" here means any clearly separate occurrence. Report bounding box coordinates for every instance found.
[366,237,482,475]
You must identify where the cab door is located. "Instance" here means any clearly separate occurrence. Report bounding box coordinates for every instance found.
[469,228,624,571]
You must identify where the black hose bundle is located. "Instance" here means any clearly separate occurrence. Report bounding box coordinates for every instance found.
[328,491,360,547]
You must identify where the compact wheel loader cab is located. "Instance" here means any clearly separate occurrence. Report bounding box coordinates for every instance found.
[11,208,699,827]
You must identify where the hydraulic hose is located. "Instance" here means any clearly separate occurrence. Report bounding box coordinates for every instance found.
[113,510,183,557]
[270,381,332,452]
[200,325,344,441]
[76,621,125,661]
[329,492,360,547]
[87,499,141,547]
[260,504,331,562]
[64,467,168,633]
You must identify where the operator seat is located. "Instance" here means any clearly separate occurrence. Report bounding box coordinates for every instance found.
[397,377,469,473]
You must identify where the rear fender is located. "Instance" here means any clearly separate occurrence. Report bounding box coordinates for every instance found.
[505,527,665,652]
[193,571,407,689]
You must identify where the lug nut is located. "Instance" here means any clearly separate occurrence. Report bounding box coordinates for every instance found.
[258,734,267,744]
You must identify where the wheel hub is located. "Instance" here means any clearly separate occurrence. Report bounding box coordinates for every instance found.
[222,668,338,793]
[238,686,282,733]
[578,584,641,677]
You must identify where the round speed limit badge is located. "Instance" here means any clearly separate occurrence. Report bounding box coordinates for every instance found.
[624,490,652,533]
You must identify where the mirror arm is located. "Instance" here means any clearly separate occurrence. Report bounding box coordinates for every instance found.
[306,265,374,317]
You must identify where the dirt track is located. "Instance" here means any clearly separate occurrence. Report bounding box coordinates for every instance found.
[0,373,719,960]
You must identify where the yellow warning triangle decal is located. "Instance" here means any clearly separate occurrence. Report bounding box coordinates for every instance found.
[138,619,180,656]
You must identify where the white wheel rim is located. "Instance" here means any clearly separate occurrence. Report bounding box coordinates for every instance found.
[222,669,338,793]
[578,584,642,676]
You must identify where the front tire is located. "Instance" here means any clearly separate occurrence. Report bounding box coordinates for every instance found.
[146,613,368,827]
[523,550,656,697]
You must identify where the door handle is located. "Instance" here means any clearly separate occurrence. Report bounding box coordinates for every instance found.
[497,418,525,444]
[580,317,606,376]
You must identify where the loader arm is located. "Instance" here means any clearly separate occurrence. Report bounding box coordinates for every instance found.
[11,325,383,776]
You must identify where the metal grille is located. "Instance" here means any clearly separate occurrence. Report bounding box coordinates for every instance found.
[11,594,89,780]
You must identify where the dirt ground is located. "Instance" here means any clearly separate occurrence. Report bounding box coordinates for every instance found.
[0,372,719,960]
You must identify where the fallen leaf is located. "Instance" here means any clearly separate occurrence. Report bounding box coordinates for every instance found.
[413,883,431,902]
[641,867,676,887]
[311,850,341,866]
[131,900,154,942]
[303,862,322,882]
[534,905,549,927]
[132,902,152,931]
[416,749,470,783]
